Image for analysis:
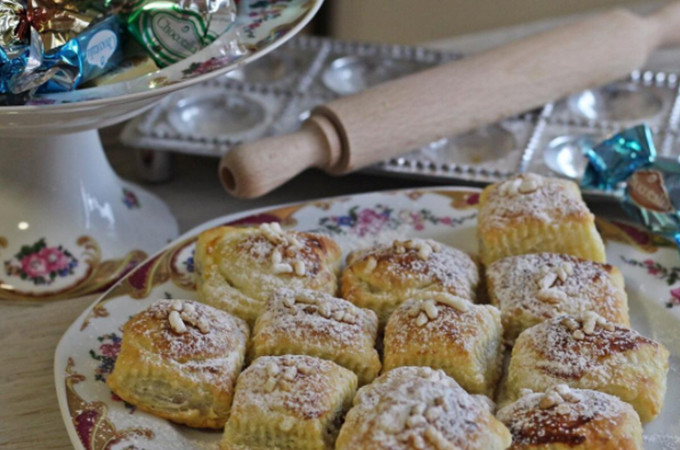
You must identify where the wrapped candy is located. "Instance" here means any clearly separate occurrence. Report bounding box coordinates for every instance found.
[39,14,124,92]
[581,125,655,192]
[126,0,237,67]
[0,13,48,95]
[0,0,28,56]
[0,0,123,94]
[582,124,680,246]
[621,160,680,246]
[29,0,95,51]
[1,0,240,99]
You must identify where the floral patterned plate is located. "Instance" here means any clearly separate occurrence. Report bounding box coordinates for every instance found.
[55,187,680,450]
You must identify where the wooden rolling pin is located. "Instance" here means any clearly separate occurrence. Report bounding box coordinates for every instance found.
[220,3,680,198]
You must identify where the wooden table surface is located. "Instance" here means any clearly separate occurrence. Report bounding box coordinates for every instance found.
[1,3,674,448]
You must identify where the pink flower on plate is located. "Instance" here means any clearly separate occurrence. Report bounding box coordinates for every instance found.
[40,247,70,272]
[356,209,389,236]
[642,260,661,275]
[100,342,121,358]
[466,193,480,205]
[671,287,680,301]
[358,209,387,226]
[21,253,48,279]
[409,212,425,231]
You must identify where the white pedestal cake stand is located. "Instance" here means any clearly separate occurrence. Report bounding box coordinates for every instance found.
[0,0,323,300]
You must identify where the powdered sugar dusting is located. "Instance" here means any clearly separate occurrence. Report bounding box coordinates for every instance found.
[346,238,479,300]
[522,314,652,380]
[231,355,354,421]
[235,228,334,281]
[338,367,500,448]
[255,288,378,350]
[386,299,490,353]
[479,174,590,231]
[200,227,341,319]
[251,288,380,384]
[497,388,635,446]
[487,253,628,340]
[128,299,249,365]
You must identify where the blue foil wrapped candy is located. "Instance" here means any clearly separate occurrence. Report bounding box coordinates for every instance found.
[582,124,680,247]
[581,125,656,191]
[39,14,124,92]
[0,2,123,95]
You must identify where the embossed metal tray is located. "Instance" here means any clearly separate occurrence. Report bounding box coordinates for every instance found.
[121,35,680,198]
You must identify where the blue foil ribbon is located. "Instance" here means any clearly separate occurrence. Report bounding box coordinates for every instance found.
[39,15,124,92]
[581,125,656,191]
[0,26,44,94]
[0,13,123,95]
[582,124,680,247]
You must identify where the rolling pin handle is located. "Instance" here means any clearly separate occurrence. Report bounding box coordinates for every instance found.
[219,115,343,198]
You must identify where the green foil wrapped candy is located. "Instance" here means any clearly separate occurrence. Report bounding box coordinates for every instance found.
[127,0,237,67]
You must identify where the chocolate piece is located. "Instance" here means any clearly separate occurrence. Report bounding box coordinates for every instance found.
[126,0,237,67]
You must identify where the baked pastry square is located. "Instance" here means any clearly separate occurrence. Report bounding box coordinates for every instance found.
[477,173,606,265]
[195,223,342,324]
[336,366,511,450]
[383,294,503,396]
[487,253,630,344]
[341,238,479,325]
[107,299,249,428]
[252,288,381,384]
[497,385,642,449]
[505,312,669,422]
[221,355,357,450]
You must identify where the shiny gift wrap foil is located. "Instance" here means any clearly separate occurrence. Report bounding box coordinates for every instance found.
[582,125,656,191]
[29,1,95,51]
[0,0,28,56]
[582,125,680,246]
[2,0,112,53]
[0,24,47,95]
[126,0,237,67]
[40,14,124,92]
[0,1,122,94]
